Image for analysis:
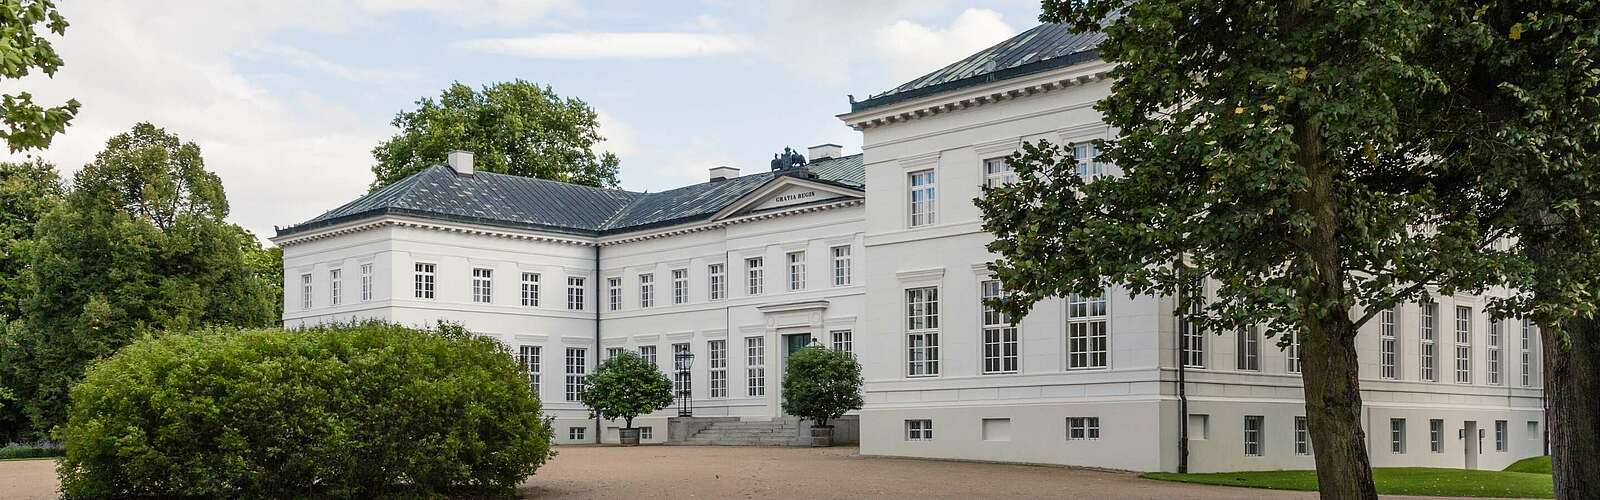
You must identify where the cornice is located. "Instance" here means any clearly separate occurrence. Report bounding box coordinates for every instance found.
[838,61,1113,131]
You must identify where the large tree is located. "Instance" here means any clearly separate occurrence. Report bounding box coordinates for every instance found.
[983,2,1511,498]
[0,123,278,437]
[0,159,61,321]
[0,0,78,152]
[369,80,620,190]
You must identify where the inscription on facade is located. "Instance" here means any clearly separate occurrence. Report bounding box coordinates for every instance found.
[773,191,816,203]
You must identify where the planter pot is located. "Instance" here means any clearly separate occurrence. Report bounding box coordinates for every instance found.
[810,426,834,447]
[619,427,641,446]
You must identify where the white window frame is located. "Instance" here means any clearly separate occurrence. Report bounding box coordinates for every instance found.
[565,347,587,402]
[746,257,764,295]
[566,277,585,311]
[830,330,853,356]
[908,169,937,227]
[522,272,541,308]
[1455,305,1473,384]
[569,427,586,441]
[359,263,373,302]
[1287,332,1302,374]
[1421,303,1438,381]
[1243,415,1264,456]
[471,267,493,304]
[708,263,726,301]
[830,245,852,286]
[1488,318,1503,386]
[1380,309,1399,379]
[1180,301,1205,368]
[1520,320,1535,386]
[1073,142,1107,178]
[518,345,540,394]
[709,340,727,398]
[1391,418,1407,454]
[905,419,933,441]
[328,268,342,307]
[672,268,688,305]
[1067,292,1109,370]
[1236,326,1260,371]
[638,345,657,368]
[300,273,313,310]
[982,156,1016,188]
[1495,420,1507,452]
[1067,417,1100,441]
[786,251,806,291]
[1294,416,1311,455]
[906,287,941,377]
[606,347,624,361]
[1429,419,1444,453]
[638,273,655,308]
[980,280,1018,374]
[672,342,692,399]
[746,336,765,397]
[607,277,621,311]
[414,262,435,299]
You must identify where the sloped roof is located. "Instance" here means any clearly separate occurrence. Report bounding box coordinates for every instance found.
[276,154,865,238]
[851,23,1104,113]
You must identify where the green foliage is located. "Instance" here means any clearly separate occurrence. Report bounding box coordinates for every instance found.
[579,351,671,429]
[1506,456,1554,475]
[56,322,554,499]
[1142,467,1554,498]
[369,80,621,190]
[0,0,79,151]
[1,123,280,439]
[0,159,61,320]
[0,444,61,460]
[780,346,862,428]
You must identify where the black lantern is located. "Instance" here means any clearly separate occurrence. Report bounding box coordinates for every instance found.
[674,350,695,417]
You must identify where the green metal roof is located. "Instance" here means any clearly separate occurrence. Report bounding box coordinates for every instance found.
[852,23,1104,113]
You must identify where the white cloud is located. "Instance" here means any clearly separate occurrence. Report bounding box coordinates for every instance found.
[686,14,723,31]
[244,44,420,84]
[356,0,579,27]
[453,32,754,59]
[594,109,638,157]
[873,8,1017,83]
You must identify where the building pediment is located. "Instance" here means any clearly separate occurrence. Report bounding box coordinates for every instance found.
[711,175,863,221]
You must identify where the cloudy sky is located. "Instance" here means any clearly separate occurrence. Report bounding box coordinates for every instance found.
[6,0,1041,241]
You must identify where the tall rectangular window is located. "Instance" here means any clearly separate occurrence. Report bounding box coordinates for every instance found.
[300,273,313,310]
[708,340,727,398]
[1381,309,1399,379]
[905,419,933,441]
[329,269,342,307]
[746,257,764,295]
[908,169,937,227]
[517,345,540,393]
[983,157,1016,188]
[746,337,765,397]
[1236,326,1260,371]
[360,263,373,302]
[830,330,853,356]
[1429,419,1444,453]
[522,272,541,307]
[638,345,657,368]
[1243,416,1264,456]
[906,287,941,376]
[831,245,852,286]
[638,273,655,308]
[708,263,726,300]
[1495,420,1507,452]
[606,347,624,361]
[1421,303,1438,381]
[1456,306,1473,384]
[1073,143,1107,178]
[1067,292,1109,369]
[566,277,585,311]
[1521,320,1535,386]
[672,269,688,305]
[1180,301,1205,368]
[471,268,493,304]
[981,280,1018,374]
[1067,417,1100,440]
[1488,319,1503,385]
[564,348,586,402]
[607,277,621,311]
[672,343,691,399]
[787,251,806,291]
[1294,416,1310,455]
[1391,419,1407,453]
[414,263,435,299]
[1287,333,1302,374]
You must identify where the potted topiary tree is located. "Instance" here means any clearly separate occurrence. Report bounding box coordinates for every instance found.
[781,345,863,447]
[580,350,673,446]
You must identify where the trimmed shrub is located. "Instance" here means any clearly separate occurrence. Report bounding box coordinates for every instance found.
[56,322,553,499]
[0,444,63,460]
[781,346,862,427]
[579,351,672,429]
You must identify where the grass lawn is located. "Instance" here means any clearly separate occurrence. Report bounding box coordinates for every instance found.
[1142,467,1553,498]
[1504,455,1552,474]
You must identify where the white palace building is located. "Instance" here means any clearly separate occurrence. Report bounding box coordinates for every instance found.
[274,23,1546,472]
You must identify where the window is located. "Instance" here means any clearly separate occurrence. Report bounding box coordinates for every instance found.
[565,348,587,402]
[360,263,373,302]
[607,277,621,311]
[746,257,764,295]
[1243,416,1264,456]
[906,419,933,441]
[831,245,852,286]
[1189,414,1209,440]
[709,340,727,398]
[606,347,624,361]
[980,280,1018,374]
[300,273,313,310]
[1295,416,1310,455]
[745,337,765,397]
[1067,417,1100,441]
[567,277,585,311]
[830,330,853,356]
[1180,301,1205,368]
[908,169,937,227]
[414,263,435,299]
[522,272,541,307]
[329,269,342,306]
[1521,320,1536,386]
[1381,309,1398,379]
[569,427,586,441]
[1391,418,1407,454]
[1528,421,1539,440]
[638,273,655,308]
[472,268,493,304]
[638,345,657,368]
[1456,306,1472,384]
[672,343,691,398]
[640,427,653,440]
[1495,420,1507,452]
[1236,326,1260,371]
[517,345,540,393]
[1287,333,1302,374]
[708,263,726,300]
[983,157,1016,188]
[672,269,688,304]
[906,287,941,376]
[983,418,1012,442]
[1073,143,1107,178]
[1488,319,1503,385]
[787,251,806,291]
[1067,292,1109,369]
[1421,303,1438,381]
[1429,419,1444,453]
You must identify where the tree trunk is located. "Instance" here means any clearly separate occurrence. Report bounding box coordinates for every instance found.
[1547,316,1600,499]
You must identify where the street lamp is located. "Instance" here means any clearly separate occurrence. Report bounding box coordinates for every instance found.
[675,350,695,417]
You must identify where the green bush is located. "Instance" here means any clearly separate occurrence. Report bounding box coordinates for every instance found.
[579,351,672,429]
[781,346,862,427]
[0,444,63,460]
[56,322,553,499]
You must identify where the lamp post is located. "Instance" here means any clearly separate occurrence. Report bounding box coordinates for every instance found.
[675,350,695,417]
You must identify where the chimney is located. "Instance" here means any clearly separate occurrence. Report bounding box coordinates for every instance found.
[709,166,740,182]
[447,150,474,175]
[808,143,843,161]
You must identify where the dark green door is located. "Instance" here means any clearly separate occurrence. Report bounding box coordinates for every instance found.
[785,333,812,356]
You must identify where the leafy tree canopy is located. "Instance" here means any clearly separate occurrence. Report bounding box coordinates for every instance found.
[369,80,621,190]
[780,346,862,428]
[0,0,78,151]
[0,159,61,321]
[579,351,672,429]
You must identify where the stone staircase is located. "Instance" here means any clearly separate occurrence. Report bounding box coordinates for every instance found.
[679,418,809,446]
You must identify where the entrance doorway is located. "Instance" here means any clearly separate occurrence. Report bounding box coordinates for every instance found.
[777,332,813,416]
[1463,421,1479,469]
